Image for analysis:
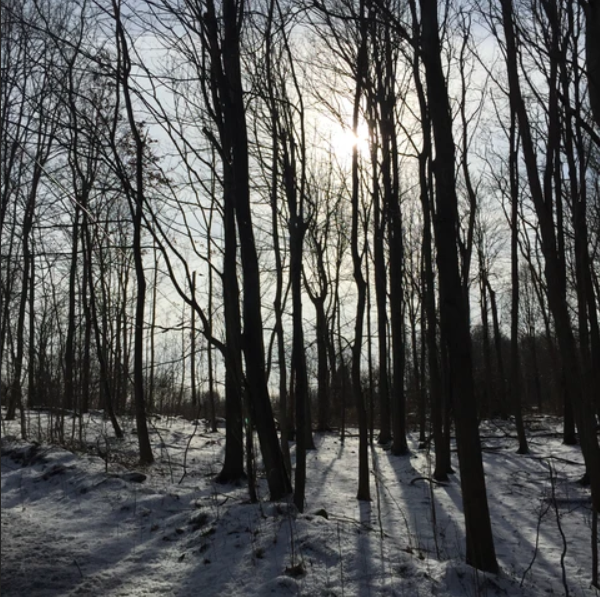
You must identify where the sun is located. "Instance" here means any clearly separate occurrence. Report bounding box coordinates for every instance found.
[331,123,371,157]
[312,111,372,161]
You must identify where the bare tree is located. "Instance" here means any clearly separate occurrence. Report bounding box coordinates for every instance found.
[418,0,498,572]
[498,0,600,518]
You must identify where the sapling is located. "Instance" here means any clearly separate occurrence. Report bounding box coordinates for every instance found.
[337,521,345,597]
[179,417,200,484]
[370,447,389,588]
[549,460,570,597]
[283,504,305,578]
[520,489,551,587]
[148,418,173,482]
[425,444,440,559]
[592,508,598,589]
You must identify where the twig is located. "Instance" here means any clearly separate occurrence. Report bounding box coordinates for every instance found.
[328,513,376,532]
[520,492,551,587]
[147,419,173,483]
[409,476,449,487]
[549,460,570,597]
[370,448,387,587]
[337,521,345,597]
[178,418,200,484]
[592,508,598,589]
[371,468,415,549]
[425,447,441,560]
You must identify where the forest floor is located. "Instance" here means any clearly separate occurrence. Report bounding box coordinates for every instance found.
[1,409,598,597]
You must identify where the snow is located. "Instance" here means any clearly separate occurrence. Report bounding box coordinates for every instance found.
[1,411,598,597]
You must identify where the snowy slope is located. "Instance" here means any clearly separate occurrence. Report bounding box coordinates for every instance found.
[1,411,597,596]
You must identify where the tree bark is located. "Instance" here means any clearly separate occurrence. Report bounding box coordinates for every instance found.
[221,0,291,499]
[583,0,600,128]
[508,112,528,454]
[419,0,498,572]
[500,0,600,513]
[216,174,245,484]
[351,0,371,502]
[114,1,153,464]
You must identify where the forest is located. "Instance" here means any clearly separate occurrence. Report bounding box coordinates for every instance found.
[1,0,599,594]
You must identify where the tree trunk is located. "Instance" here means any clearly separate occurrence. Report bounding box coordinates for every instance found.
[216,180,245,484]
[64,207,81,414]
[315,300,330,431]
[487,283,508,419]
[419,0,498,572]
[114,8,153,465]
[508,113,528,454]
[83,220,122,438]
[583,0,600,128]
[409,2,450,477]
[479,263,493,418]
[190,272,198,411]
[221,0,290,499]
[289,204,309,512]
[371,134,392,445]
[500,0,600,514]
[8,158,43,440]
[351,0,371,502]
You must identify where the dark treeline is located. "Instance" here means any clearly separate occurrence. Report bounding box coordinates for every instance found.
[1,0,598,580]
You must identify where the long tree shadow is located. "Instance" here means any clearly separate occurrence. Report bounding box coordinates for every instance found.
[378,428,593,595]
[2,421,593,597]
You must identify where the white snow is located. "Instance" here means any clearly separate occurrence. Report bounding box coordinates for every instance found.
[1,411,597,596]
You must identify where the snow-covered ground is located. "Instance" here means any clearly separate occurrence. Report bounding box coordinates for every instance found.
[1,410,597,596]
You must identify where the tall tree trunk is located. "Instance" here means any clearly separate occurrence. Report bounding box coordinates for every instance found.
[419,0,498,572]
[371,126,392,446]
[315,299,330,431]
[366,251,376,445]
[27,239,36,413]
[583,0,600,128]
[216,179,245,484]
[264,30,291,464]
[219,0,291,500]
[487,283,508,419]
[377,17,408,455]
[508,113,528,454]
[82,260,92,415]
[114,3,153,464]
[349,0,371,502]
[500,0,600,513]
[479,263,493,418]
[190,272,198,411]
[287,164,309,512]
[560,6,600,438]
[148,248,159,415]
[64,207,81,414]
[419,291,428,446]
[408,280,424,444]
[409,1,450,477]
[8,159,43,440]
[334,256,347,444]
[83,221,122,438]
[207,159,219,432]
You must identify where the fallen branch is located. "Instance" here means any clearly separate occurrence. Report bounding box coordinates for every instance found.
[541,497,591,506]
[523,454,584,467]
[409,476,449,487]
